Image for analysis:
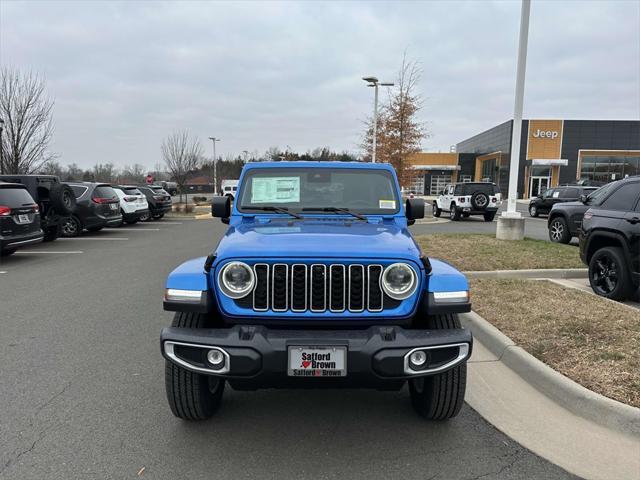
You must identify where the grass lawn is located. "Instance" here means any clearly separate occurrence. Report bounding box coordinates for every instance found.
[470,278,640,408]
[416,233,584,271]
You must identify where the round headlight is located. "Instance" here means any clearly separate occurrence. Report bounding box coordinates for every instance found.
[381,263,417,300]
[219,261,255,299]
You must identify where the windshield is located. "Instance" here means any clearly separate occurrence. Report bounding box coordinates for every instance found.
[586,182,617,205]
[238,167,399,215]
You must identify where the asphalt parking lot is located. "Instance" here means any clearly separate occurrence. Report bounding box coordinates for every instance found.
[0,219,576,479]
[412,202,554,242]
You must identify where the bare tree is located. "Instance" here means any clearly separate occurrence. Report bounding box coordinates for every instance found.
[361,53,427,187]
[162,130,203,201]
[64,163,84,181]
[38,160,64,177]
[121,163,146,183]
[0,68,56,174]
[93,163,116,183]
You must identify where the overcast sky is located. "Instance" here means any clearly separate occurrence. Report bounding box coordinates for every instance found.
[1,0,639,170]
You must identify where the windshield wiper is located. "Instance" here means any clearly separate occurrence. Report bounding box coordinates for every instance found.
[302,207,366,221]
[240,205,303,219]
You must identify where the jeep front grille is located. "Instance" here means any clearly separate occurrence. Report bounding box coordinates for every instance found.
[250,263,388,313]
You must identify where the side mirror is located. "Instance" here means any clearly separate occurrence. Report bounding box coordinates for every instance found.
[212,196,230,222]
[405,198,425,224]
[579,194,588,204]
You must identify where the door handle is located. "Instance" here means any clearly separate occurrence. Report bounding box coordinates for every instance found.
[627,217,640,224]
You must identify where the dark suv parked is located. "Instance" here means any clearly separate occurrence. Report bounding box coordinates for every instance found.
[0,174,75,242]
[0,182,44,256]
[579,177,640,300]
[546,185,613,243]
[529,185,598,217]
[62,183,122,237]
[138,185,172,220]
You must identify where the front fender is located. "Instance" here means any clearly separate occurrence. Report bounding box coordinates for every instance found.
[164,256,213,313]
[424,258,471,315]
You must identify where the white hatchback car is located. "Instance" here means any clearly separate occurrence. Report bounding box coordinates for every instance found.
[113,185,150,224]
[434,182,502,221]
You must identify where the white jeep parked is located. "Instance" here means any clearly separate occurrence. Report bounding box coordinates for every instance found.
[434,182,502,222]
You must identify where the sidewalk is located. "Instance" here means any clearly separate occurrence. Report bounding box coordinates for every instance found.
[463,312,640,480]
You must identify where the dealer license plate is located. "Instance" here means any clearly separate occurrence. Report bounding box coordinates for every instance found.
[288,346,347,377]
[17,214,31,224]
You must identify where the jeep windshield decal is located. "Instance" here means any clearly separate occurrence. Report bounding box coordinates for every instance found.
[237,167,400,216]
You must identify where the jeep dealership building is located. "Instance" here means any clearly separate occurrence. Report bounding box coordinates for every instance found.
[407,119,640,197]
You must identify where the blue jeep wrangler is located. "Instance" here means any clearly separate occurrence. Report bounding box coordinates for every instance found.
[161,162,472,420]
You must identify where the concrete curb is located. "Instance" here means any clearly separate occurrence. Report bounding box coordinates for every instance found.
[464,268,588,279]
[461,311,640,437]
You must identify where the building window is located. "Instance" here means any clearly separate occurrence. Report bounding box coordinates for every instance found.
[409,176,425,195]
[580,154,640,183]
[430,175,451,195]
[481,158,496,182]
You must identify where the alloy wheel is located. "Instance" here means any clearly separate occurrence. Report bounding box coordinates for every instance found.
[62,218,79,236]
[530,206,537,217]
[550,221,563,241]
[591,255,619,295]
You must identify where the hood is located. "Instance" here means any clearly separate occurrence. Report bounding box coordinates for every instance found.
[215,219,420,261]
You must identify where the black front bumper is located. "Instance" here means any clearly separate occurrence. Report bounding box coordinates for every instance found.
[161,325,472,390]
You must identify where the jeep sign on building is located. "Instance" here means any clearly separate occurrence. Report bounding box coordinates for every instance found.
[407,119,639,197]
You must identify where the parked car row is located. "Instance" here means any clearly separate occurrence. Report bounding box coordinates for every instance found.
[0,175,173,254]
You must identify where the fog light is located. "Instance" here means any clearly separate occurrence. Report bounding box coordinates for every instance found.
[207,349,225,367]
[409,350,428,369]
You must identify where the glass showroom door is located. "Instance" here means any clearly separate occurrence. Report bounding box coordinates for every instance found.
[530,176,549,197]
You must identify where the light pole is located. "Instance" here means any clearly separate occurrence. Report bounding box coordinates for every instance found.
[0,118,4,175]
[497,0,530,241]
[209,137,221,195]
[363,76,394,163]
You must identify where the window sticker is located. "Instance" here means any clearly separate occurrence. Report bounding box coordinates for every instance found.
[379,200,396,209]
[552,191,560,198]
[251,177,300,203]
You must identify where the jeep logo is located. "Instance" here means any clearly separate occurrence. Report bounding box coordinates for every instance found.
[532,129,558,139]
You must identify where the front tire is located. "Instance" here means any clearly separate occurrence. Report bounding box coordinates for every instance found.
[549,217,570,244]
[165,312,225,420]
[588,247,632,301]
[43,225,60,242]
[139,211,151,222]
[409,314,467,420]
[529,205,539,217]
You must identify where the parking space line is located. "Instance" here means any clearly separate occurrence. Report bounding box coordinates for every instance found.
[112,228,161,231]
[156,222,182,225]
[0,271,7,274]
[59,237,129,241]
[15,250,84,254]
